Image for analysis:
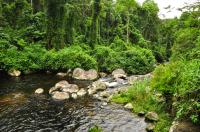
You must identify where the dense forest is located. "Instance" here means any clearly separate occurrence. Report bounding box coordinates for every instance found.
[0,0,200,131]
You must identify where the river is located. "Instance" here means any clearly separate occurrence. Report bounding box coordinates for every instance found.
[0,72,147,132]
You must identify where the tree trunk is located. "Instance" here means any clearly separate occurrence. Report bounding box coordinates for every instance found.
[46,0,65,50]
[126,13,130,44]
[33,0,44,13]
[0,0,2,17]
[89,0,101,48]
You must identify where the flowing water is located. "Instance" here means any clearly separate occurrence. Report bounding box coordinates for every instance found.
[0,72,147,132]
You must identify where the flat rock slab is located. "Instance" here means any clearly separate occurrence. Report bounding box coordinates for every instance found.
[75,103,147,132]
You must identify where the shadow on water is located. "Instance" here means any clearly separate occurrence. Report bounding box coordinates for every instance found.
[0,72,147,132]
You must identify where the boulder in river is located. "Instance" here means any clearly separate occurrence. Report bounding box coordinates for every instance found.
[71,93,78,99]
[72,68,85,80]
[91,81,107,91]
[8,69,21,77]
[145,112,159,122]
[85,69,98,80]
[49,87,57,94]
[56,72,67,78]
[62,84,79,93]
[107,82,120,88]
[112,69,127,79]
[52,91,70,100]
[124,103,133,110]
[72,68,98,80]
[35,88,44,94]
[99,91,110,98]
[55,80,69,88]
[77,88,87,97]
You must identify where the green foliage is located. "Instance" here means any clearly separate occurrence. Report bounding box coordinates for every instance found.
[92,45,121,72]
[110,36,128,51]
[46,0,66,50]
[1,44,46,72]
[92,45,155,74]
[0,44,97,73]
[171,28,200,61]
[43,46,97,71]
[112,79,173,132]
[151,60,200,123]
[2,0,31,28]
[119,47,155,74]
[88,125,102,132]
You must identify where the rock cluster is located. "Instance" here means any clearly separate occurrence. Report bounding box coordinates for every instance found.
[49,80,87,100]
[47,68,152,102]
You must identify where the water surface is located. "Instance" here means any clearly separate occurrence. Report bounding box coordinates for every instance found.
[0,72,147,132]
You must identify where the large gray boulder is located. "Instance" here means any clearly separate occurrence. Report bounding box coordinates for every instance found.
[85,69,98,80]
[72,68,98,80]
[112,69,126,79]
[52,91,70,100]
[55,80,69,88]
[72,68,85,80]
[62,84,79,93]
[87,81,107,95]
[92,81,107,91]
[8,69,21,77]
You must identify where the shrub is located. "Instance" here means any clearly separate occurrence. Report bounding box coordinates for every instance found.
[119,47,155,74]
[1,44,47,72]
[151,60,200,123]
[92,45,155,74]
[110,36,128,51]
[1,45,97,73]
[43,46,97,71]
[92,45,121,72]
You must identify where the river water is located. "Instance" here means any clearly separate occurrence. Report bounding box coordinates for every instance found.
[0,72,147,132]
